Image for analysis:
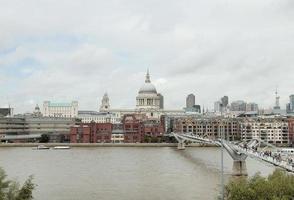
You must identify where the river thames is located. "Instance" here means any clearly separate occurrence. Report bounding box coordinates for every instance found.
[0,147,276,200]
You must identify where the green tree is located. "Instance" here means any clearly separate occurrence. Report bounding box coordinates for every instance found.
[39,134,49,143]
[0,168,35,200]
[225,169,294,200]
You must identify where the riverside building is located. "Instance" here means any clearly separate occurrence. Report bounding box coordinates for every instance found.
[170,116,240,141]
[0,115,78,142]
[240,117,289,146]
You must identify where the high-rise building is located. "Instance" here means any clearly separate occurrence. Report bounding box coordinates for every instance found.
[214,101,222,112]
[221,96,229,107]
[186,94,195,108]
[230,100,246,112]
[185,93,201,113]
[246,103,259,112]
[43,101,78,118]
[158,93,164,109]
[290,95,294,111]
[287,95,294,114]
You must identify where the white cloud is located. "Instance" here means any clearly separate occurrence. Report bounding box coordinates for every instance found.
[0,0,293,113]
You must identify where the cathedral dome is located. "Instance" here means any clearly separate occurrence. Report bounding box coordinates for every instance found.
[139,83,157,94]
[138,70,157,94]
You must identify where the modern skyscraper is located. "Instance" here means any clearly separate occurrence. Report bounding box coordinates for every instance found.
[214,101,222,112]
[186,94,195,108]
[287,94,294,114]
[246,103,259,112]
[230,100,247,112]
[158,93,164,109]
[221,96,229,107]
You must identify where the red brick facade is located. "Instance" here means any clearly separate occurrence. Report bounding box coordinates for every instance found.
[70,125,91,143]
[70,123,112,143]
[288,118,294,146]
[122,114,143,143]
[70,114,164,143]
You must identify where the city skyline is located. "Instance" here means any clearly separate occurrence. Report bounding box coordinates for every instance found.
[1,0,294,113]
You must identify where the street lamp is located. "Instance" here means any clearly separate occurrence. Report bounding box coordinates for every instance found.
[220,103,224,200]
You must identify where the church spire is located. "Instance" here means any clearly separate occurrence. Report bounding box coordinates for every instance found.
[145,69,151,83]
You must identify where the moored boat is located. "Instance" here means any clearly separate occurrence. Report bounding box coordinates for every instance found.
[53,146,70,150]
[32,145,50,150]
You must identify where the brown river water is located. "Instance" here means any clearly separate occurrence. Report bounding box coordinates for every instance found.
[0,147,276,200]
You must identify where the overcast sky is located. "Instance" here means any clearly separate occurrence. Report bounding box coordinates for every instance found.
[0,0,293,113]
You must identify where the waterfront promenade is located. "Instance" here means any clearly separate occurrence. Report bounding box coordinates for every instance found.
[0,143,215,148]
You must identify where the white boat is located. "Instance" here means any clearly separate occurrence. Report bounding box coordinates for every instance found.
[32,145,50,150]
[53,146,70,150]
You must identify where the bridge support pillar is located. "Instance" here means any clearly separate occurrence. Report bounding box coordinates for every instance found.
[177,142,185,150]
[232,160,247,176]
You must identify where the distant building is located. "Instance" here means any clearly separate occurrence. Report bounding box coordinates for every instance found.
[214,101,222,113]
[99,93,110,112]
[287,95,294,114]
[43,101,78,118]
[136,70,161,111]
[230,100,247,112]
[158,93,164,109]
[0,108,13,117]
[77,111,121,124]
[33,104,42,117]
[246,103,259,112]
[0,116,78,143]
[273,89,281,110]
[185,93,201,113]
[221,96,229,107]
[96,70,184,120]
[186,94,195,108]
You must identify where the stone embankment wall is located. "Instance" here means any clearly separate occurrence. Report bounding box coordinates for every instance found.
[0,143,217,147]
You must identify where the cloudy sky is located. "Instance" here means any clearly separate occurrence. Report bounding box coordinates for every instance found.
[0,0,293,113]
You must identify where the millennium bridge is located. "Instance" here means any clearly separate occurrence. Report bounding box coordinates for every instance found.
[171,132,294,175]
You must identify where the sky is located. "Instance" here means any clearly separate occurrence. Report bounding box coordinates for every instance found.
[0,0,293,113]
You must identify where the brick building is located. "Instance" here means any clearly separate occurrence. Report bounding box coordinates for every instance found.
[70,124,91,143]
[172,116,240,141]
[122,114,143,143]
[70,114,164,143]
[288,118,294,146]
[70,123,112,143]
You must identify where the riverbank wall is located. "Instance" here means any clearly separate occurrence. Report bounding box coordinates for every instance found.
[0,143,217,148]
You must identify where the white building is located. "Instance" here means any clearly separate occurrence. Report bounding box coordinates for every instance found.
[103,70,184,119]
[214,101,222,113]
[78,70,185,122]
[43,101,78,118]
[78,111,121,123]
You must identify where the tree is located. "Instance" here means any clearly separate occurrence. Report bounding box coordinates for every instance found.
[225,169,294,200]
[0,168,35,200]
[39,134,49,143]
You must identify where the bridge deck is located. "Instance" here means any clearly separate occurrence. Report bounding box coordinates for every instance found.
[172,132,294,173]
